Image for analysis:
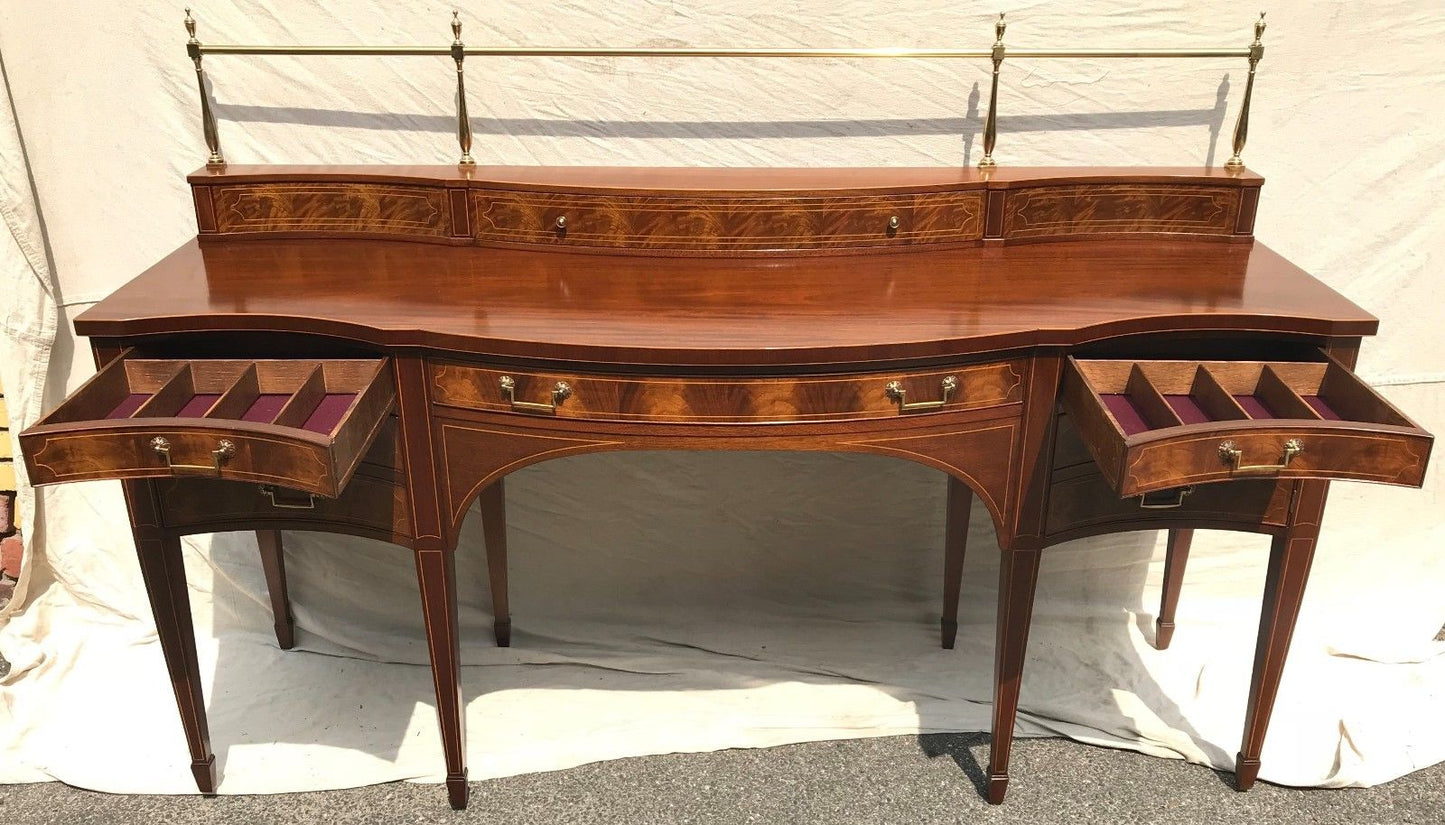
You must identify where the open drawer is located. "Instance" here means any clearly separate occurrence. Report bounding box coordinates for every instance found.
[1061,355,1432,497]
[21,355,395,498]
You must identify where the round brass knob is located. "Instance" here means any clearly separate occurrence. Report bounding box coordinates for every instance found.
[888,215,901,231]
[555,215,568,229]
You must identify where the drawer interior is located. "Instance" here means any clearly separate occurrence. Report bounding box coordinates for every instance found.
[48,359,381,438]
[1077,360,1412,435]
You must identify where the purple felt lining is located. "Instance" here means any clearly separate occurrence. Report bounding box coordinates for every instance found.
[1163,395,1211,425]
[1101,394,1151,436]
[1304,395,1343,420]
[301,394,355,434]
[106,393,150,419]
[1234,394,1277,419]
[241,394,291,423]
[176,394,221,418]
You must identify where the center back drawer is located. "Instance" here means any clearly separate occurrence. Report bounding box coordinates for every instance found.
[471,189,986,253]
[430,360,1026,423]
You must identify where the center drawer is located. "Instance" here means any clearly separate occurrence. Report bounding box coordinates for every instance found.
[21,354,395,498]
[430,360,1025,423]
[471,189,986,253]
[1061,355,1433,497]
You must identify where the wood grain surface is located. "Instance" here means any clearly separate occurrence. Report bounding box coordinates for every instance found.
[430,360,1023,422]
[188,166,1261,252]
[73,238,1375,368]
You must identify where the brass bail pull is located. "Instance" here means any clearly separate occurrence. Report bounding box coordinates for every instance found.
[1138,486,1194,509]
[499,375,573,414]
[258,484,317,510]
[151,436,236,475]
[885,375,959,413]
[1218,438,1303,474]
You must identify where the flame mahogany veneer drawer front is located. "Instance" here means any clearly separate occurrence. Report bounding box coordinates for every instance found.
[1061,355,1434,497]
[470,190,987,252]
[21,355,396,498]
[429,360,1027,423]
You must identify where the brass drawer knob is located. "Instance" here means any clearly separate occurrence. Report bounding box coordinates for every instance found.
[888,215,901,231]
[554,215,568,230]
[885,375,958,413]
[500,375,572,414]
[1219,438,1303,474]
[151,436,236,475]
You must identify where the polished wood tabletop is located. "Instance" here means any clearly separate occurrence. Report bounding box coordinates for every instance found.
[76,237,1375,368]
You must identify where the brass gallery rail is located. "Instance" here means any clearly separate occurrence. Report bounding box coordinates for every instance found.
[181,9,1268,171]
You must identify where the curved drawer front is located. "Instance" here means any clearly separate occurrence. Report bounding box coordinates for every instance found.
[471,190,986,252]
[1062,356,1433,497]
[20,356,395,498]
[430,360,1025,423]
[207,182,451,239]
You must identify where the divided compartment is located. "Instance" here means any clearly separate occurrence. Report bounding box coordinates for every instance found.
[1061,355,1432,497]
[22,354,395,498]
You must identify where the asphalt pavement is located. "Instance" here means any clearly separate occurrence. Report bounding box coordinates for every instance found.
[1,733,1441,825]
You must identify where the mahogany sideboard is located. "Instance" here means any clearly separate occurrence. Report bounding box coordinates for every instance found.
[19,165,1433,809]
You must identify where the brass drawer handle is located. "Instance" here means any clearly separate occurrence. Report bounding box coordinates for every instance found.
[885,376,958,413]
[151,436,236,475]
[1219,438,1303,474]
[258,484,316,510]
[1139,486,1194,509]
[499,375,572,414]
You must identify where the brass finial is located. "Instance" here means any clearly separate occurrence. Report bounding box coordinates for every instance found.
[978,13,1007,169]
[451,10,475,165]
[184,8,198,43]
[1225,11,1267,169]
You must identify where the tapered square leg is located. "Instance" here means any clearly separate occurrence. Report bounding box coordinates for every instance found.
[1154,528,1193,650]
[123,479,216,796]
[416,547,468,809]
[479,478,511,647]
[1235,480,1328,792]
[256,530,295,650]
[396,355,470,809]
[941,476,972,649]
[986,546,1042,805]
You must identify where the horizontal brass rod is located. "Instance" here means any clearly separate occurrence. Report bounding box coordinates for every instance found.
[1008,48,1250,58]
[198,45,1251,59]
[202,45,450,55]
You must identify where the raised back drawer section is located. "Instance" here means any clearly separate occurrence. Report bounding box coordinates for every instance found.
[189,167,1262,254]
[470,190,984,252]
[21,356,395,498]
[430,360,1026,423]
[1061,356,1433,497]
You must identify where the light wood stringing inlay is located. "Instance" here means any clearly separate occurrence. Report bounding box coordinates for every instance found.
[472,190,986,250]
[212,183,449,236]
[1002,184,1240,239]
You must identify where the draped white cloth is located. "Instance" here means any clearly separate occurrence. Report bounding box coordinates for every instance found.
[1,1,1442,794]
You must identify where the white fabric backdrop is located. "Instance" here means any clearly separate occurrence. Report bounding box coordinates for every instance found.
[1,0,1442,795]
